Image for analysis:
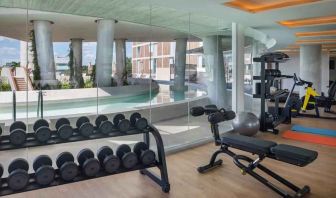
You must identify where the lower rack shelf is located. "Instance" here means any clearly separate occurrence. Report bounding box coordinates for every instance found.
[0,162,160,196]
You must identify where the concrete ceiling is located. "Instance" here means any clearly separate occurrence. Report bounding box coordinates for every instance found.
[151,0,336,50]
[0,8,199,42]
[0,0,335,50]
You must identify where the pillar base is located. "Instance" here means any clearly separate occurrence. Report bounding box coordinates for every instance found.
[170,85,188,92]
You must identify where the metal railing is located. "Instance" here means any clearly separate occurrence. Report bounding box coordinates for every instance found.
[37,90,44,118]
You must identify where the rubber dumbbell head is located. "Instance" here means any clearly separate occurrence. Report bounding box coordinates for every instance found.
[95,115,113,135]
[56,152,78,181]
[0,163,3,178]
[9,121,27,146]
[33,119,51,143]
[77,149,100,177]
[97,146,120,173]
[130,113,148,130]
[55,118,73,140]
[116,144,138,169]
[8,158,30,191]
[113,114,130,132]
[76,116,94,138]
[33,155,55,186]
[133,142,156,165]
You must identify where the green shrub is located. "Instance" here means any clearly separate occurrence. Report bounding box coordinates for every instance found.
[57,82,71,89]
[0,82,11,91]
[84,79,94,88]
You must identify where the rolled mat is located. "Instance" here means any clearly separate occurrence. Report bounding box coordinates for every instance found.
[283,130,336,147]
[291,125,336,137]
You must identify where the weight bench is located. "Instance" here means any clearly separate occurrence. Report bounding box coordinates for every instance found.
[190,106,318,198]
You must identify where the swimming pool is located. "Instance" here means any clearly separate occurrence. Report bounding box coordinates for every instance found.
[0,84,206,121]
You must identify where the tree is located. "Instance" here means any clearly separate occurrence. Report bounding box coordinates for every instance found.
[68,43,74,82]
[30,30,41,88]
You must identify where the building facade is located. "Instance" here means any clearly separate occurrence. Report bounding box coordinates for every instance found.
[132,41,204,81]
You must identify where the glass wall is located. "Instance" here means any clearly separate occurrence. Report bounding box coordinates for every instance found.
[0,0,269,176]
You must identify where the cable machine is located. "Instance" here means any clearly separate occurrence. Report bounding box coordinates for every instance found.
[253,52,294,134]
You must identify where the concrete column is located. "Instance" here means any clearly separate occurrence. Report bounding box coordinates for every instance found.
[33,20,56,86]
[203,35,227,108]
[299,44,322,96]
[115,39,126,86]
[20,41,33,68]
[96,19,115,87]
[173,38,187,91]
[251,40,265,115]
[232,23,245,113]
[321,51,330,94]
[252,40,261,94]
[70,38,84,88]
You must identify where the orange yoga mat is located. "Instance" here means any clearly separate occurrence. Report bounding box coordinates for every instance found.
[282,130,336,147]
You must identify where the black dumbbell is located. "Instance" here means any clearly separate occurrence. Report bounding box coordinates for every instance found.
[56,152,78,181]
[133,142,156,165]
[130,113,148,130]
[0,163,3,186]
[33,119,52,143]
[113,114,131,132]
[33,155,55,186]
[7,158,30,191]
[77,148,100,177]
[95,115,113,135]
[116,144,138,169]
[97,146,121,173]
[76,116,94,138]
[55,118,73,140]
[9,121,27,146]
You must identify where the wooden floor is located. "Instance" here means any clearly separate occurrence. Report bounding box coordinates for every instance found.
[5,116,336,198]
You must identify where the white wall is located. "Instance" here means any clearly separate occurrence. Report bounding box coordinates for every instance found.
[279,53,300,93]
[279,52,330,94]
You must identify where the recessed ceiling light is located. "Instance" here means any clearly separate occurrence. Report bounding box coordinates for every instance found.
[296,39,336,44]
[279,15,336,28]
[296,30,336,37]
[224,0,321,13]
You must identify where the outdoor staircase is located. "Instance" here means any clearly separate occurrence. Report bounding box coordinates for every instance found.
[14,77,28,91]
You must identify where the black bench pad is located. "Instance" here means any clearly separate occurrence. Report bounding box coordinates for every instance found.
[222,134,277,155]
[271,144,318,167]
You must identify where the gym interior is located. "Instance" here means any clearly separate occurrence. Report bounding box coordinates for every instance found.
[0,1,336,197]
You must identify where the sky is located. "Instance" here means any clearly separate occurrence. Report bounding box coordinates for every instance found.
[0,36,133,66]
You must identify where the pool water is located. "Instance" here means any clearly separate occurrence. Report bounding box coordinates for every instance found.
[0,84,206,121]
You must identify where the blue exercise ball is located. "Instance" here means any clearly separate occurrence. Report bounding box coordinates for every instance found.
[232,112,259,136]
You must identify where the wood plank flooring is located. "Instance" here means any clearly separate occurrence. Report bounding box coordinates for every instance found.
[4,116,336,198]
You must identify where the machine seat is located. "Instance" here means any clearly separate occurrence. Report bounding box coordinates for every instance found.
[271,144,318,167]
[221,134,276,155]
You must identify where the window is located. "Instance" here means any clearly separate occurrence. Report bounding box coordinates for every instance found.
[137,46,141,57]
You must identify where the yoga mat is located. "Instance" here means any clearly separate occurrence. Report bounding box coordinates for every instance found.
[283,130,336,147]
[291,125,336,137]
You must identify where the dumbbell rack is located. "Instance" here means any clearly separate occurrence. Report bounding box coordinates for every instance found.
[0,124,170,196]
[1,126,146,151]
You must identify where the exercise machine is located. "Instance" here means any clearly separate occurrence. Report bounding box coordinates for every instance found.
[253,52,295,134]
[190,105,318,198]
[291,77,336,119]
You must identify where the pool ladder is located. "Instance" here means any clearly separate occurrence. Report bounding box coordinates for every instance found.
[12,90,44,121]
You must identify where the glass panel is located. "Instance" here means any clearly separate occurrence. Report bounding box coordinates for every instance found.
[244,36,253,112]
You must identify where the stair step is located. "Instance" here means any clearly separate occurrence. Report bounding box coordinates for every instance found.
[14,77,28,91]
